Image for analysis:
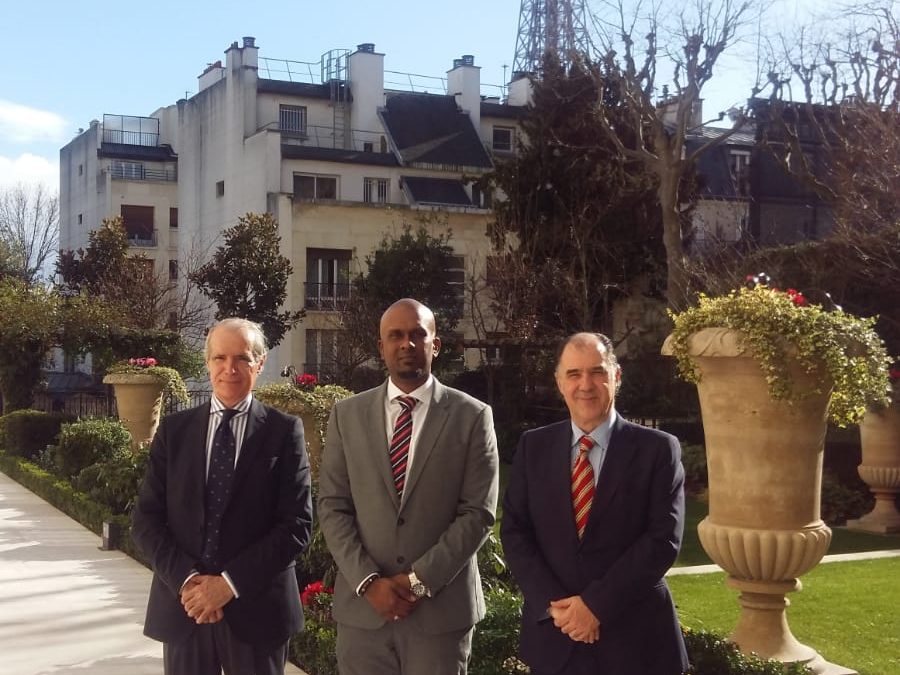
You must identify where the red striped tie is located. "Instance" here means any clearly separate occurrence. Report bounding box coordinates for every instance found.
[389,396,417,496]
[572,435,595,539]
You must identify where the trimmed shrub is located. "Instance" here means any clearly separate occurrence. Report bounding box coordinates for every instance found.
[53,417,132,478]
[684,628,811,674]
[73,442,149,514]
[0,409,74,459]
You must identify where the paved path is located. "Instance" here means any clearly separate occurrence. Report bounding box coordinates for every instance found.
[0,471,305,675]
[3,469,899,675]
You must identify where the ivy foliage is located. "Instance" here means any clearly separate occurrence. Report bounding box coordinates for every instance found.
[668,285,890,426]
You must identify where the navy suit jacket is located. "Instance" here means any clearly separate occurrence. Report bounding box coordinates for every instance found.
[132,399,312,649]
[500,415,689,674]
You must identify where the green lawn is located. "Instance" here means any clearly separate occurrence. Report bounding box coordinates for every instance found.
[675,496,900,567]
[668,557,900,675]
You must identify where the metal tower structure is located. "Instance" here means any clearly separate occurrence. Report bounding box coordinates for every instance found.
[512,0,591,76]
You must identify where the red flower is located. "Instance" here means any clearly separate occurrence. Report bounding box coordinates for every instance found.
[300,580,333,606]
[785,289,807,307]
[294,373,319,389]
[889,368,900,380]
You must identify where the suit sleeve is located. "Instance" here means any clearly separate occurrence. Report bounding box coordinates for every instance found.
[317,402,382,589]
[132,415,197,596]
[500,431,569,614]
[581,432,685,626]
[223,415,312,599]
[412,404,499,591]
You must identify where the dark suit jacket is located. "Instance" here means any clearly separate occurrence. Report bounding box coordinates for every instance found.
[132,398,312,649]
[318,379,499,634]
[500,415,689,675]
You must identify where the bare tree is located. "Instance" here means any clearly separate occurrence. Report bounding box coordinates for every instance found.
[587,0,764,308]
[0,183,59,284]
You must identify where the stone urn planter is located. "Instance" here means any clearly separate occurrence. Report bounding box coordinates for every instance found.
[103,372,165,448]
[847,404,900,534]
[663,328,854,675]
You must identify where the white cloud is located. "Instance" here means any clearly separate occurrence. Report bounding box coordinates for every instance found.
[0,153,59,191]
[0,99,68,144]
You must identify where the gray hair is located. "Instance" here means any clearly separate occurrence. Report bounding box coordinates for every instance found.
[205,318,268,363]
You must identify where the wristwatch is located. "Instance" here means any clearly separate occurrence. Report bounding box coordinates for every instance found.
[408,571,429,598]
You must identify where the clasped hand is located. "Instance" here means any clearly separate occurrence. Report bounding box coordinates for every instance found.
[181,574,235,624]
[549,595,600,644]
[364,574,419,622]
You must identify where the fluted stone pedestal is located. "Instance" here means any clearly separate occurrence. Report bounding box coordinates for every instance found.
[847,406,900,534]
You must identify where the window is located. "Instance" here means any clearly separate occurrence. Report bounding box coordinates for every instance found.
[306,248,351,310]
[471,184,492,209]
[363,177,389,204]
[441,332,466,370]
[443,254,465,314]
[728,150,751,196]
[294,174,338,201]
[77,214,82,225]
[363,141,374,153]
[305,329,338,380]
[169,260,178,281]
[167,312,178,330]
[492,126,514,153]
[120,205,155,245]
[216,180,225,197]
[78,164,83,176]
[111,161,144,180]
[169,207,178,228]
[280,105,308,136]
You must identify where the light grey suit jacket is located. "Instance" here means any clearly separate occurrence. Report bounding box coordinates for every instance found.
[318,379,499,634]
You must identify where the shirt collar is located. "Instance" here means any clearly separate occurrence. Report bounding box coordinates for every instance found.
[386,375,435,406]
[570,408,617,451]
[210,393,252,415]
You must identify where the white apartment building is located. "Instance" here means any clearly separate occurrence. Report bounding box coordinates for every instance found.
[60,37,530,381]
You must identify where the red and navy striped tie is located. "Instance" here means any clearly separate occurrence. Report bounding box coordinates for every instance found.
[389,396,417,497]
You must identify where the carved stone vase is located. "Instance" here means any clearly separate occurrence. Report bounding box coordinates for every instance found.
[847,404,900,534]
[663,328,855,675]
[103,372,165,449]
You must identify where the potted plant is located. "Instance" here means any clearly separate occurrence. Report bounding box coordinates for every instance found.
[662,277,888,674]
[103,357,189,448]
[848,363,900,534]
[254,371,352,480]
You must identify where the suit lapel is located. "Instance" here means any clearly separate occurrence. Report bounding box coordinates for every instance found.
[366,382,399,506]
[585,416,634,535]
[545,421,580,545]
[228,398,267,502]
[400,379,450,509]
[186,403,211,524]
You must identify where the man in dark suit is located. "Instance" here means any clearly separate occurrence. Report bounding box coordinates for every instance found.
[133,317,312,675]
[318,298,499,675]
[500,332,688,675]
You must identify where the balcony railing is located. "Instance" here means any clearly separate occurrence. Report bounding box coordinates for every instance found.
[110,163,177,182]
[127,229,158,247]
[102,129,160,146]
[304,282,351,310]
[274,123,389,154]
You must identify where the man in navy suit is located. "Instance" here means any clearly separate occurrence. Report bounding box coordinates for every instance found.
[500,332,688,674]
[133,318,312,675]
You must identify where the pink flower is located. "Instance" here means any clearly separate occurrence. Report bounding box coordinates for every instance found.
[128,356,158,368]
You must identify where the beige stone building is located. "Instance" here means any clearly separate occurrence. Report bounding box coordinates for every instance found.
[60,37,529,382]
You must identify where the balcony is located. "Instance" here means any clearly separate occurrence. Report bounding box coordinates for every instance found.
[127,229,158,247]
[304,282,350,311]
[110,162,177,182]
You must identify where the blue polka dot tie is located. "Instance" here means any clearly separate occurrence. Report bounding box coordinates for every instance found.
[200,408,239,572]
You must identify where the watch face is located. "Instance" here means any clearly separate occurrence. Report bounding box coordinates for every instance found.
[411,582,426,598]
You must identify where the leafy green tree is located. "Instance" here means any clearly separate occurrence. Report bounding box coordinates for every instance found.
[190,212,304,348]
[0,279,109,412]
[488,54,665,342]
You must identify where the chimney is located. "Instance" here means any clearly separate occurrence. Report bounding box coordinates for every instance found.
[448,54,480,129]
[198,59,225,92]
[348,43,385,139]
[507,72,533,106]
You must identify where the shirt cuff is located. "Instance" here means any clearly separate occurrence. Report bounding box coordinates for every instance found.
[356,572,379,596]
[180,570,199,594]
[221,571,240,598]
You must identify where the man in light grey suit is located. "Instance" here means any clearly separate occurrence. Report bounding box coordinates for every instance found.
[318,298,499,675]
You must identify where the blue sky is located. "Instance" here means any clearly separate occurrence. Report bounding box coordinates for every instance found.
[0,0,819,191]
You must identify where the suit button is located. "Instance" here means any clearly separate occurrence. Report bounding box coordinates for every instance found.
[397,556,405,564]
[398,517,405,525]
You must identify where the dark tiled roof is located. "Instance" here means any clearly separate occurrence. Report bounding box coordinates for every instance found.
[381,93,492,170]
[44,371,99,393]
[257,79,337,101]
[402,176,472,206]
[688,125,756,145]
[98,143,177,161]
[282,144,399,166]
[481,101,526,120]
